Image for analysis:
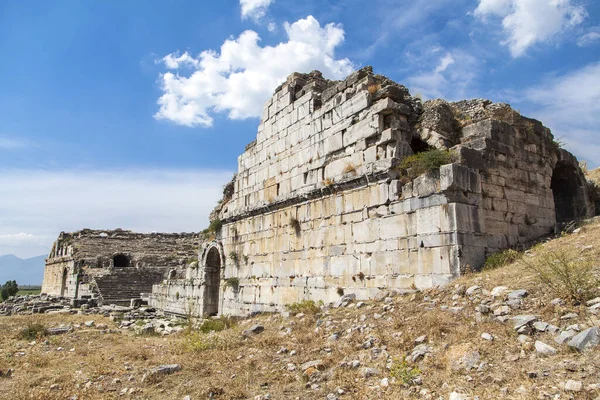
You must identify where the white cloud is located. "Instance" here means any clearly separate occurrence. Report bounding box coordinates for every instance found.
[154,16,354,128]
[240,0,274,21]
[474,0,587,57]
[0,137,28,150]
[434,53,455,73]
[0,168,232,258]
[577,27,600,47]
[406,50,478,100]
[519,62,600,167]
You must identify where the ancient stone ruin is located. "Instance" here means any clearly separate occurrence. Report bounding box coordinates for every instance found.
[42,67,596,317]
[42,229,199,305]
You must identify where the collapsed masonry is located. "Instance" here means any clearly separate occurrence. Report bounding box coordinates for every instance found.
[41,229,200,305]
[148,67,595,317]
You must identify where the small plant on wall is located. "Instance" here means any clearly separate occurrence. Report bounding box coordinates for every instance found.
[223,277,240,291]
[289,216,301,236]
[336,287,344,296]
[228,251,239,265]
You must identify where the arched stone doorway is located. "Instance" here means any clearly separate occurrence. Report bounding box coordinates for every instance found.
[551,161,587,225]
[203,246,222,316]
[113,254,130,268]
[60,268,68,297]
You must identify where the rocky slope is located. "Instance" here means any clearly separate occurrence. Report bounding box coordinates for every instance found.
[0,219,599,399]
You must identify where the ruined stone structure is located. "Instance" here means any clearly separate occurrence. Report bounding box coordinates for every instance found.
[42,229,200,305]
[148,67,594,317]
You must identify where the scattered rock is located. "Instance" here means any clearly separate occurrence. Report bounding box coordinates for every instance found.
[300,360,324,372]
[510,315,537,330]
[360,367,379,378]
[242,325,265,337]
[481,333,494,341]
[142,364,181,382]
[567,327,600,351]
[447,343,481,372]
[465,286,481,296]
[555,330,577,344]
[491,286,508,297]
[414,335,427,344]
[508,289,528,299]
[564,380,582,392]
[449,392,469,400]
[47,326,71,335]
[534,341,557,355]
[533,321,549,332]
[493,306,510,316]
[560,313,578,320]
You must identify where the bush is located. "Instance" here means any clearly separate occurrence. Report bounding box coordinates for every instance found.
[1,280,19,301]
[521,249,599,304]
[286,300,322,316]
[18,323,47,340]
[483,249,523,270]
[397,149,455,182]
[390,358,421,385]
[223,277,240,290]
[198,317,236,334]
[208,219,223,233]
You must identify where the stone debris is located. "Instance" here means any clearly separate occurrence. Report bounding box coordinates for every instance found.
[508,289,528,299]
[567,327,600,351]
[534,341,557,355]
[141,364,182,382]
[242,325,265,337]
[564,379,583,392]
[510,315,538,331]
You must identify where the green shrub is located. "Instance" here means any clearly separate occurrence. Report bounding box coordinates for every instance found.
[397,149,455,182]
[18,323,47,340]
[208,219,223,233]
[286,300,322,316]
[483,249,523,270]
[521,249,599,304]
[390,358,421,385]
[223,277,240,290]
[1,280,19,301]
[198,317,236,334]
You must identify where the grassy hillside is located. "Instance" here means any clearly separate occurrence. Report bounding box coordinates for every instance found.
[0,221,599,399]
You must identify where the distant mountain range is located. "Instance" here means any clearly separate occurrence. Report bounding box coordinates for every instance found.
[0,254,46,285]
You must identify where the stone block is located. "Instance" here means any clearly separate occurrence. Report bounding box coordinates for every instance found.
[380,214,409,239]
[353,219,380,243]
[440,164,481,194]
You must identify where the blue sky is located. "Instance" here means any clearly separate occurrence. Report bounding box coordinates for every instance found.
[1,0,599,258]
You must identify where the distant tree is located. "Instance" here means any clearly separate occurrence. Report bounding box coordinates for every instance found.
[0,280,18,301]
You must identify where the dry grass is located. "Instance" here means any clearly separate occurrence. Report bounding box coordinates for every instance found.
[342,162,359,176]
[1,222,600,399]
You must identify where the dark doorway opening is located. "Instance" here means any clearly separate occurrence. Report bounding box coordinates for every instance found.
[60,268,68,297]
[551,162,586,224]
[410,137,432,154]
[203,247,221,316]
[113,254,130,268]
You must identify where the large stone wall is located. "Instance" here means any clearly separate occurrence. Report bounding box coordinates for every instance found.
[149,68,593,317]
[42,229,201,305]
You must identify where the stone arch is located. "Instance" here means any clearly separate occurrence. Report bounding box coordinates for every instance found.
[113,254,130,268]
[201,243,224,316]
[551,161,587,225]
[60,268,68,297]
